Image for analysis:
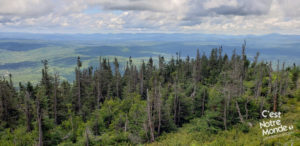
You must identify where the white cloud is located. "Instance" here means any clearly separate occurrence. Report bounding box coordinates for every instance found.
[0,0,54,16]
[0,0,299,34]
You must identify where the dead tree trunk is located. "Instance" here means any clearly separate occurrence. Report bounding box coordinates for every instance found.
[146,89,155,142]
[235,100,244,123]
[37,99,43,146]
[259,98,265,119]
[273,61,279,112]
[255,66,263,100]
[157,82,162,135]
[258,66,264,117]
[282,72,289,96]
[244,97,249,120]
[268,62,273,96]
[279,62,285,95]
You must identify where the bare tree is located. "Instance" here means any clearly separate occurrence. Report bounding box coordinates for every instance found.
[273,60,280,112]
[146,89,155,142]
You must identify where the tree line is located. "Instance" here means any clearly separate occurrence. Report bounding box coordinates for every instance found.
[0,43,299,145]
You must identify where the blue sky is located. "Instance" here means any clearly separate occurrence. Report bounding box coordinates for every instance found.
[0,0,299,34]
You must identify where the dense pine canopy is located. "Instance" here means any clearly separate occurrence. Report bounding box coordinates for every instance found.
[0,44,299,145]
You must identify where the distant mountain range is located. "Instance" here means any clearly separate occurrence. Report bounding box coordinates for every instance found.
[0,32,299,84]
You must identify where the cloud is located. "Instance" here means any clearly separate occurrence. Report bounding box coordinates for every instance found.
[0,0,54,17]
[278,0,300,18]
[87,0,186,12]
[0,0,299,34]
[185,0,273,19]
[210,0,273,16]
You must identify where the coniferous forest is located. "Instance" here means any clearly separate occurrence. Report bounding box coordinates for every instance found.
[0,43,299,145]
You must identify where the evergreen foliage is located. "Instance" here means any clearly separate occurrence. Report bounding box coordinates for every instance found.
[0,44,299,145]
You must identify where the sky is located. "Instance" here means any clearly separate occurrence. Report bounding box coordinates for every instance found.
[0,0,299,34]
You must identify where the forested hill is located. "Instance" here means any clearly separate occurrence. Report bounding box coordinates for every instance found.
[0,44,299,145]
